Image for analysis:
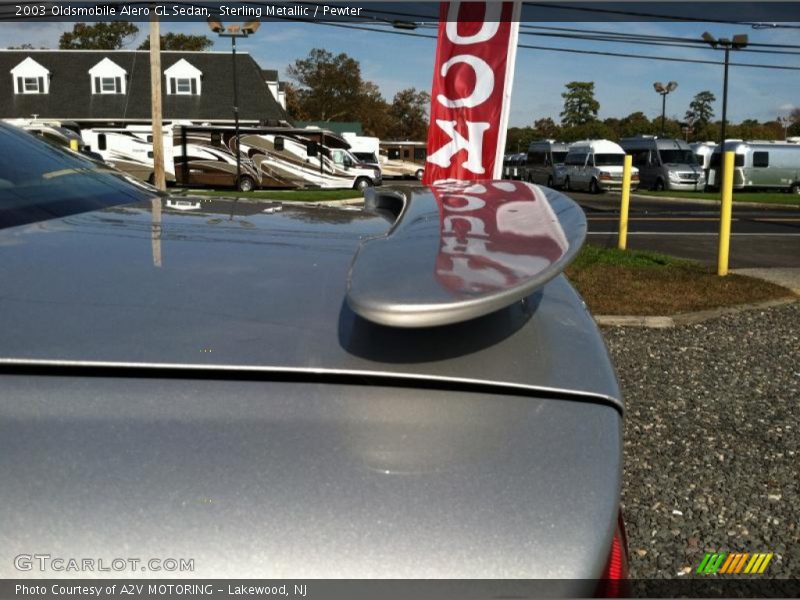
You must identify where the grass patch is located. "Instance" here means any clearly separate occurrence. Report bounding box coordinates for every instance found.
[565,245,794,315]
[187,189,362,202]
[636,189,800,206]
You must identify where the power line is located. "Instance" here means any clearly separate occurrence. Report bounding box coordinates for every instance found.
[522,2,800,30]
[515,29,800,57]
[309,20,800,71]
[520,24,800,50]
[352,6,800,55]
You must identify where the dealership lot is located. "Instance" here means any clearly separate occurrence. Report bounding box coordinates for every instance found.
[603,302,800,579]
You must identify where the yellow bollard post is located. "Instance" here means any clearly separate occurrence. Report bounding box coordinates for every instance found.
[717,151,735,276]
[618,154,632,250]
[69,139,79,152]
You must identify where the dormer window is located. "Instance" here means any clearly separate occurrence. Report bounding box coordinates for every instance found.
[11,57,50,94]
[23,77,41,93]
[96,76,122,94]
[88,58,127,95]
[164,59,202,96]
[175,78,194,95]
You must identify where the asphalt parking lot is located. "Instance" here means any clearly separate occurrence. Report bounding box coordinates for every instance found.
[602,302,800,580]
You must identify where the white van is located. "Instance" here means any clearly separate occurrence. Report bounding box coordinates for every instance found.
[342,133,380,169]
[563,140,639,193]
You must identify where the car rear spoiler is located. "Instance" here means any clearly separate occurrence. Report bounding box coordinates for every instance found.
[347,180,586,328]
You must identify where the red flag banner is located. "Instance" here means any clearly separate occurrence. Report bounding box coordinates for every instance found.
[423,1,521,185]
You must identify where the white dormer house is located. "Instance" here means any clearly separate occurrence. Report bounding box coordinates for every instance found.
[10,57,50,94]
[88,58,127,95]
[164,59,202,96]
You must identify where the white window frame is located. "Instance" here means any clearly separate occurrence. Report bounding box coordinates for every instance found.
[100,77,117,93]
[23,77,40,93]
[175,78,193,95]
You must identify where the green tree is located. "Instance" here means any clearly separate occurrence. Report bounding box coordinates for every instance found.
[602,117,621,140]
[533,117,561,140]
[619,112,653,138]
[685,91,716,127]
[286,49,393,137]
[287,48,365,122]
[505,127,537,153]
[283,82,309,121]
[59,21,139,49]
[387,88,430,140]
[560,81,600,127]
[358,81,391,138]
[138,33,213,51]
[789,108,800,136]
[561,120,615,143]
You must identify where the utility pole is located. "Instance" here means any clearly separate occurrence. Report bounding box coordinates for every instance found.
[149,12,166,191]
[231,34,240,188]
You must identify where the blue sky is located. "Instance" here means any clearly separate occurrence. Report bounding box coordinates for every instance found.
[3,18,799,126]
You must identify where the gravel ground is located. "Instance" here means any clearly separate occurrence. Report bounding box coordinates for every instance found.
[602,302,800,580]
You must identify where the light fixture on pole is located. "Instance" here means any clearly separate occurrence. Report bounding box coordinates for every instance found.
[777,116,790,140]
[207,17,261,191]
[653,81,678,136]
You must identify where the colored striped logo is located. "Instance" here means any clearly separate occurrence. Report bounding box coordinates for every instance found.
[697,552,774,574]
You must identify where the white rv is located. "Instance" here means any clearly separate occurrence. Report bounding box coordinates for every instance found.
[3,118,102,161]
[707,140,800,192]
[690,141,718,172]
[236,127,381,190]
[563,140,640,193]
[342,133,380,168]
[379,141,426,180]
[78,124,381,191]
[81,125,178,185]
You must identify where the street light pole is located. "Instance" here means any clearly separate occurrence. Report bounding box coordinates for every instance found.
[777,116,790,140]
[702,32,748,184]
[720,44,730,156]
[653,81,677,137]
[208,17,260,191]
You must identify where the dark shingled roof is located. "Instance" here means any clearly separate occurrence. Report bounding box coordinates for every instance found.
[0,50,288,122]
[261,69,279,81]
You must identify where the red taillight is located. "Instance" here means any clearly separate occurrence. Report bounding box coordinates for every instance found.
[595,512,630,598]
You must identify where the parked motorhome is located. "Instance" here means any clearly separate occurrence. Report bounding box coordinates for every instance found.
[620,136,705,191]
[707,140,800,193]
[82,126,178,185]
[174,126,381,191]
[379,141,426,179]
[79,124,381,191]
[235,127,381,190]
[525,140,570,188]
[563,140,639,193]
[690,142,718,172]
[342,133,380,168]
[505,153,527,180]
[4,118,103,161]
